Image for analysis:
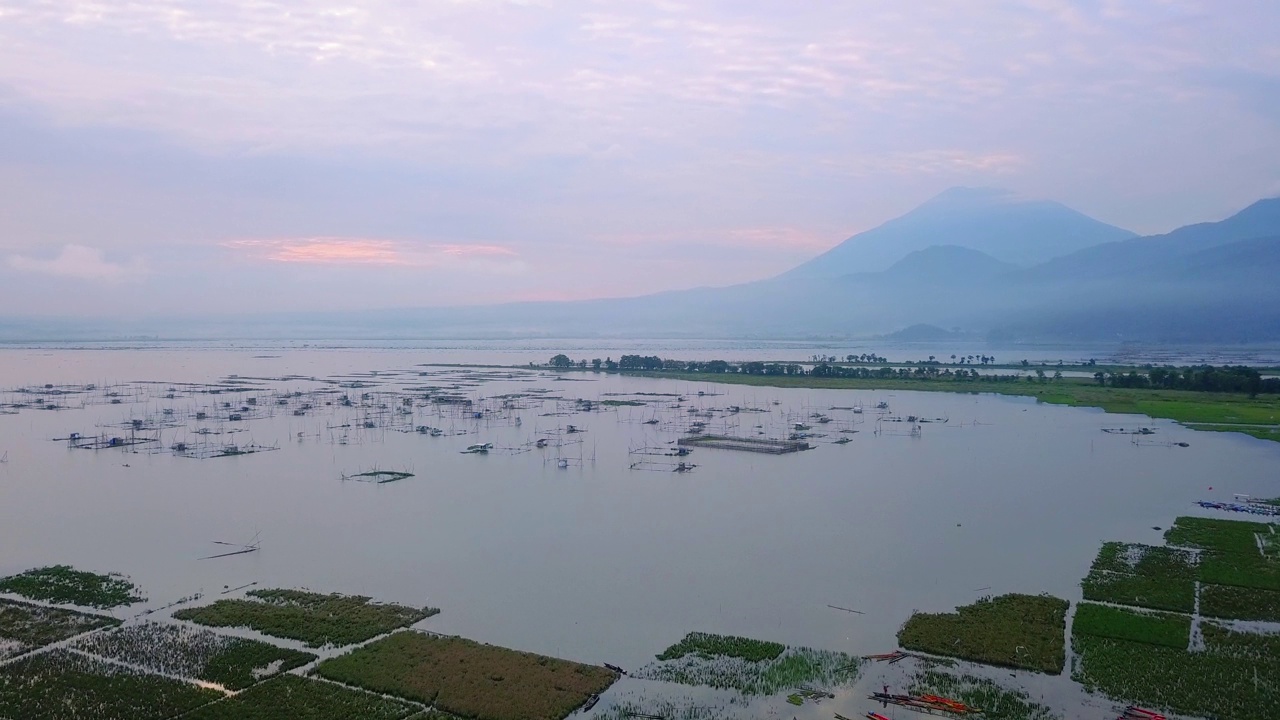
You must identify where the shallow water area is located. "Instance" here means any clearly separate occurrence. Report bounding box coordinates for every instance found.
[1,347,1278,719]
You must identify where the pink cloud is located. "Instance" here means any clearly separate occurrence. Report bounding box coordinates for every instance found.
[223,238,517,266]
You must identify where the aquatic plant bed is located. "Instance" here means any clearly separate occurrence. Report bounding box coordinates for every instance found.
[1197,551,1280,590]
[634,632,858,696]
[0,565,145,608]
[908,669,1060,720]
[0,649,221,720]
[1163,516,1270,554]
[1088,542,1196,578]
[74,621,316,690]
[1198,583,1280,622]
[0,598,119,660]
[315,630,617,720]
[1070,603,1189,649]
[173,588,437,647]
[1072,622,1279,720]
[1079,570,1195,613]
[897,593,1068,674]
[656,632,784,662]
[182,674,419,720]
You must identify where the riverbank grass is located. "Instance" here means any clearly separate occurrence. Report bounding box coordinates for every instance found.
[1070,603,1189,649]
[182,674,420,720]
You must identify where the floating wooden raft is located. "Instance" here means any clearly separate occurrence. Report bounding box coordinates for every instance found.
[676,434,811,454]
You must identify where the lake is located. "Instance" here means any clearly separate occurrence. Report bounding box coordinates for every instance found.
[1,346,1278,718]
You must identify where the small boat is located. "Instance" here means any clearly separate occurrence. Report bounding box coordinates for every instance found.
[867,714,892,720]
[603,663,626,675]
[580,694,600,712]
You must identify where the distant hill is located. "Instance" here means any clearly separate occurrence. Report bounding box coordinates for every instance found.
[879,245,1016,283]
[781,186,1135,279]
[880,324,972,342]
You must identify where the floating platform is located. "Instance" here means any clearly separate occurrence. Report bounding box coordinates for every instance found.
[676,434,811,454]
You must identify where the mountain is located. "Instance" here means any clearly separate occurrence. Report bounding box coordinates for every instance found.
[879,245,1016,283]
[781,187,1135,279]
[1024,197,1280,281]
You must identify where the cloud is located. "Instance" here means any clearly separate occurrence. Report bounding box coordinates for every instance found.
[223,237,520,268]
[8,244,146,281]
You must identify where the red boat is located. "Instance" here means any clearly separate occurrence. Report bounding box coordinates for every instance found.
[867,714,892,720]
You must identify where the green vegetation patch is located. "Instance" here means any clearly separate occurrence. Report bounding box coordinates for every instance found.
[1198,551,1280,591]
[0,598,119,660]
[75,621,315,690]
[348,470,415,484]
[183,674,418,720]
[635,632,859,696]
[1199,583,1280,622]
[173,588,437,647]
[909,669,1060,720]
[1072,624,1280,720]
[896,593,1069,674]
[600,399,646,406]
[1070,602,1189,649]
[1163,516,1269,554]
[1080,570,1195,613]
[0,648,221,720]
[0,565,145,608]
[1088,542,1196,578]
[315,630,617,720]
[656,632,785,663]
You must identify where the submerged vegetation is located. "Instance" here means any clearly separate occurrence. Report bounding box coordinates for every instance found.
[74,621,315,690]
[1079,541,1197,613]
[897,593,1069,674]
[0,565,145,609]
[908,669,1060,720]
[315,630,617,720]
[173,588,436,647]
[0,649,221,720]
[183,674,419,720]
[635,632,859,696]
[0,598,119,659]
[1070,603,1189,649]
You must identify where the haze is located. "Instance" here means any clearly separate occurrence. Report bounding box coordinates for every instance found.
[1,1,1279,317]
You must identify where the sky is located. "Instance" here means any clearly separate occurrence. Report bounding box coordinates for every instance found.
[1,0,1278,316]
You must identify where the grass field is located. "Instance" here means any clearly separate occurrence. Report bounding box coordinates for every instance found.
[1164,516,1270,554]
[896,593,1069,674]
[635,635,859,696]
[315,630,617,720]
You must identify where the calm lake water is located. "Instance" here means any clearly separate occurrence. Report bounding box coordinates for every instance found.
[1,346,1278,718]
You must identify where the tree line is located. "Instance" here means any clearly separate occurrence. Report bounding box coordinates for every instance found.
[1094,365,1277,396]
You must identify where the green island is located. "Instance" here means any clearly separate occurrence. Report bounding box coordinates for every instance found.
[634,631,859,696]
[314,630,617,720]
[0,598,120,660]
[346,470,415,484]
[548,354,1280,442]
[896,593,1069,674]
[172,588,437,647]
[73,621,316,690]
[0,565,146,609]
[182,674,420,720]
